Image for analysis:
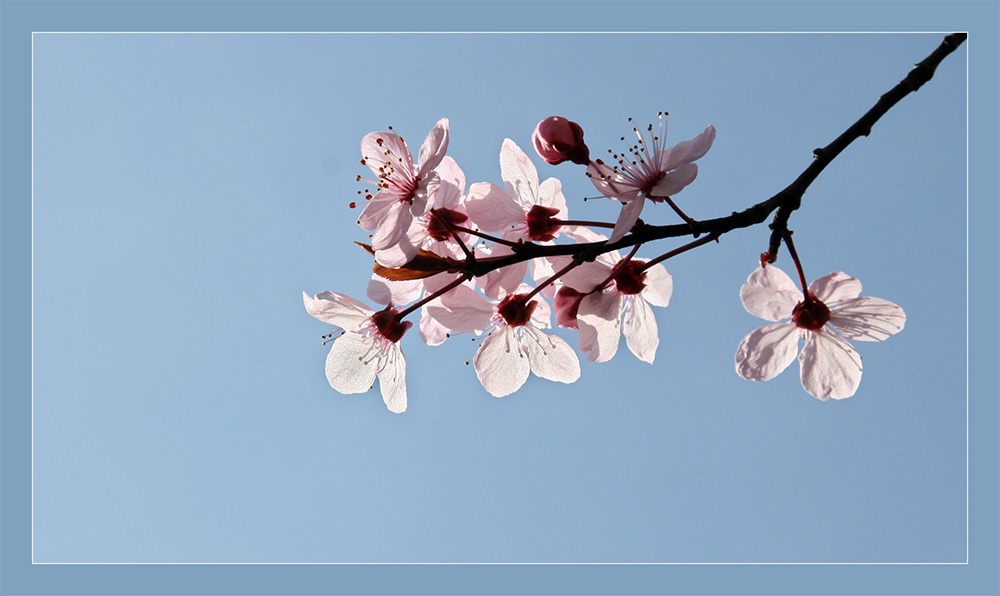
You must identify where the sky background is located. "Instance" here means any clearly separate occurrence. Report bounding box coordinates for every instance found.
[31,32,966,563]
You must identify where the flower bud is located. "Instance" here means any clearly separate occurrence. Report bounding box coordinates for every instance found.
[532,116,590,165]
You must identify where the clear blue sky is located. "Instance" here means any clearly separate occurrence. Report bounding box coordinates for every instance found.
[31,32,966,563]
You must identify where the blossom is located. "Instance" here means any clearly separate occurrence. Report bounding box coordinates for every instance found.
[532,116,590,165]
[587,114,715,242]
[357,118,450,254]
[425,284,580,397]
[303,291,410,413]
[735,266,906,400]
[553,249,673,363]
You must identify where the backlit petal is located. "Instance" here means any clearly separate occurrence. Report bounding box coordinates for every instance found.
[578,291,623,362]
[608,197,646,243]
[523,327,581,384]
[500,139,540,208]
[325,333,379,394]
[809,271,862,305]
[735,322,799,381]
[830,297,905,342]
[371,201,414,251]
[303,291,373,331]
[376,346,407,413]
[640,263,673,307]
[474,327,531,397]
[623,296,659,363]
[465,182,524,232]
[660,125,716,171]
[799,330,862,400]
[416,118,449,175]
[650,163,697,197]
[740,266,802,322]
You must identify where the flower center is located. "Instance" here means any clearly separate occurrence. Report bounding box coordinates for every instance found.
[497,294,539,328]
[792,293,831,331]
[371,306,412,343]
[426,208,469,241]
[611,260,647,295]
[524,205,562,242]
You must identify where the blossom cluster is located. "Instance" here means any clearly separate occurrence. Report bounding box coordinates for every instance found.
[304,116,905,413]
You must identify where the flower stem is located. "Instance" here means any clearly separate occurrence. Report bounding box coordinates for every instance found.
[555,219,616,229]
[396,273,471,320]
[638,232,719,272]
[781,230,810,297]
[524,259,582,301]
[657,196,698,228]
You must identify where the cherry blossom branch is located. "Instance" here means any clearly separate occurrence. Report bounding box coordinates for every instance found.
[445,32,966,279]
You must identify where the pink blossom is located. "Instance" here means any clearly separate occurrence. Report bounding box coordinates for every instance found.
[735,267,906,400]
[587,114,715,242]
[532,116,590,165]
[303,291,410,413]
[357,118,450,254]
[425,284,580,397]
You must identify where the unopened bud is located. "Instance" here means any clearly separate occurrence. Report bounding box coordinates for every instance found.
[532,116,590,165]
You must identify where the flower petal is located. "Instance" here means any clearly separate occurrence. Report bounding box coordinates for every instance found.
[325,332,379,394]
[660,125,716,172]
[623,296,659,363]
[432,156,466,210]
[361,131,413,176]
[374,220,425,267]
[416,118,449,175]
[370,201,414,251]
[830,296,906,342]
[608,197,646,244]
[303,291,373,331]
[500,139,540,209]
[809,271,862,305]
[376,346,407,413]
[639,263,673,307]
[366,276,423,307]
[419,305,452,346]
[740,266,802,322]
[426,284,495,335]
[474,327,531,397]
[578,291,623,362]
[735,322,800,381]
[650,163,698,197]
[464,182,524,232]
[559,260,612,293]
[586,161,640,203]
[798,330,862,400]
[357,194,396,230]
[537,177,567,215]
[523,326,581,384]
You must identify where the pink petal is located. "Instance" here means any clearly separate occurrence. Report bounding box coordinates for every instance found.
[361,131,413,175]
[639,263,673,307]
[622,296,658,363]
[371,201,414,251]
[809,271,862,304]
[740,266,802,322]
[465,182,524,232]
[303,291,373,331]
[374,220,425,268]
[559,260,612,293]
[523,327,581,384]
[433,156,466,210]
[366,276,423,307]
[426,284,495,335]
[578,291,623,362]
[735,322,800,381]
[830,297,905,342]
[586,161,640,203]
[325,333,378,394]
[416,117,449,176]
[660,125,716,172]
[798,330,862,400]
[376,345,407,413]
[607,197,646,243]
[482,242,527,300]
[499,139,540,209]
[474,327,531,397]
[650,162,698,197]
[537,177,567,215]
[357,194,396,230]
[419,306,452,346]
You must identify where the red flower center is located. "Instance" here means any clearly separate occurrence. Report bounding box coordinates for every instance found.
[497,294,539,328]
[371,306,412,343]
[426,208,469,241]
[792,293,831,331]
[611,260,648,295]
[525,205,562,242]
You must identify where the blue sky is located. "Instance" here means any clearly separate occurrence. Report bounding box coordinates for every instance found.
[31,32,966,563]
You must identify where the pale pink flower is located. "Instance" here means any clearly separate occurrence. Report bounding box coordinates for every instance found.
[357,118,450,253]
[554,250,673,363]
[587,114,715,242]
[425,284,580,397]
[532,116,590,165]
[303,291,410,413]
[735,266,906,400]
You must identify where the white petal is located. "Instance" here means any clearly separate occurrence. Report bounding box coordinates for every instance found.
[809,271,862,305]
[370,201,414,251]
[377,346,407,413]
[799,330,862,400]
[419,305,451,346]
[650,162,697,197]
[623,296,659,363]
[639,263,673,307]
[735,322,800,381]
[740,266,802,322]
[325,333,379,394]
[474,327,531,397]
[426,284,495,334]
[559,260,611,293]
[578,291,623,362]
[608,198,646,243]
[416,117,449,175]
[366,276,423,307]
[829,297,906,342]
[537,177,567,215]
[483,259,527,301]
[303,291,373,331]
[523,327,581,384]
[500,139,540,209]
[464,182,525,232]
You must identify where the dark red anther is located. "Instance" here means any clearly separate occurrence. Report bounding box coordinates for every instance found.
[524,205,562,241]
[611,260,648,295]
[791,293,831,331]
[426,208,470,241]
[497,294,539,328]
[371,306,412,343]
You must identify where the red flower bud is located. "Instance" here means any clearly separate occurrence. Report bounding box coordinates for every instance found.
[531,116,590,165]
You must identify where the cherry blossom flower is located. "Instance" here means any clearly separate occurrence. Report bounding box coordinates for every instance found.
[553,248,674,363]
[425,284,580,397]
[587,114,715,242]
[735,266,906,400]
[532,116,590,165]
[303,291,410,413]
[357,118,450,254]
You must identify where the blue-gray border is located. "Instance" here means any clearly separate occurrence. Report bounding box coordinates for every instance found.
[3,1,997,595]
